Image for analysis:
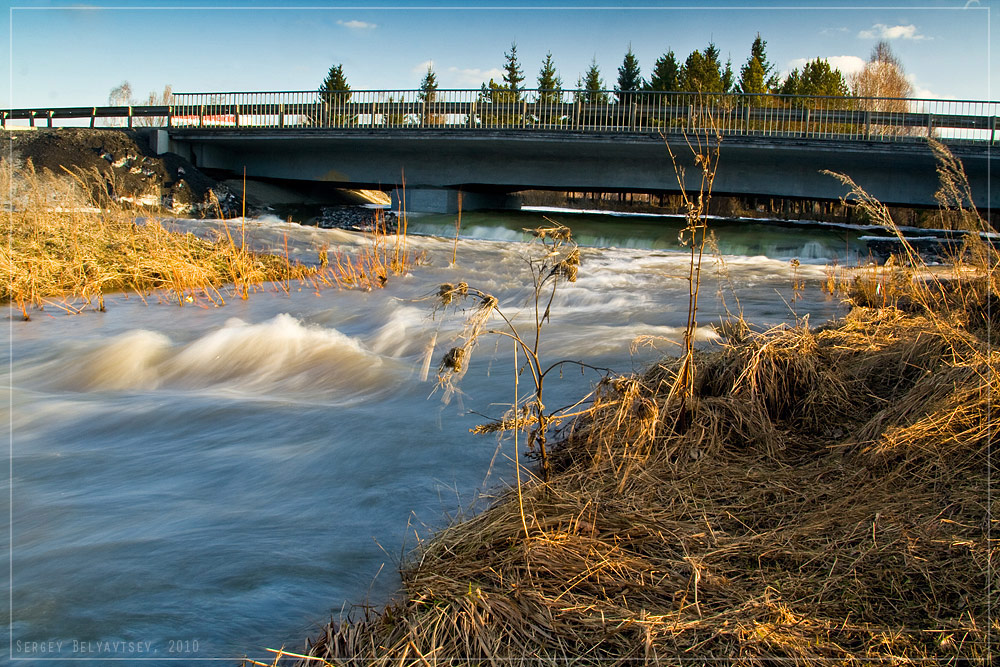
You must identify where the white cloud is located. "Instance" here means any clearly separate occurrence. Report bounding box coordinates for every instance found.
[337,19,377,30]
[905,73,954,100]
[820,27,850,36]
[858,24,926,40]
[446,66,504,87]
[786,55,866,77]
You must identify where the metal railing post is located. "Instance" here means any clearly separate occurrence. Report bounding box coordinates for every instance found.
[279,104,285,128]
[90,108,97,128]
[127,107,132,128]
[234,104,240,128]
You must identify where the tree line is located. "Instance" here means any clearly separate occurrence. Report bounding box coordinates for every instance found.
[320,35,913,110]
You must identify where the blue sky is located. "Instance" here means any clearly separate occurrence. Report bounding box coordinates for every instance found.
[3,0,996,108]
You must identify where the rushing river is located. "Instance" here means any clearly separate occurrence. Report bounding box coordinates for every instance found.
[6,208,865,663]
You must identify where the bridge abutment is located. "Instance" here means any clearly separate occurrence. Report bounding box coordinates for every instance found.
[391,188,521,213]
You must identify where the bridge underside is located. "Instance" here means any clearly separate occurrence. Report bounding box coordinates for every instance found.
[160,129,996,213]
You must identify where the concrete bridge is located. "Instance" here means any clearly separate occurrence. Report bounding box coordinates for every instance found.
[6,89,998,212]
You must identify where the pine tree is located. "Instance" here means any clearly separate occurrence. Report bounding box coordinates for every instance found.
[576,58,608,104]
[418,63,440,124]
[418,63,439,103]
[537,51,563,105]
[615,46,643,104]
[319,64,351,105]
[799,58,848,96]
[681,43,723,93]
[779,69,801,96]
[646,50,681,92]
[722,57,734,94]
[502,42,525,102]
[739,33,779,96]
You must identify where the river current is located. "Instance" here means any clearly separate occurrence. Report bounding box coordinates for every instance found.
[7,208,866,663]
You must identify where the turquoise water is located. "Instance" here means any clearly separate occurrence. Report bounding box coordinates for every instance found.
[6,211,851,664]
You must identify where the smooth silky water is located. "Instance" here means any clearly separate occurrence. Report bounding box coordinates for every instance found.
[6,209,862,663]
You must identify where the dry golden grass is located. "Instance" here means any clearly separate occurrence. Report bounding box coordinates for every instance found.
[285,143,996,666]
[287,301,995,666]
[1,160,415,317]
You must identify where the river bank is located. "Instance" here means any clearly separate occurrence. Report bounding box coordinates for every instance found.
[287,258,996,664]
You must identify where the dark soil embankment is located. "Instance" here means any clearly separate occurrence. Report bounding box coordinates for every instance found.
[4,128,392,227]
[3,128,238,215]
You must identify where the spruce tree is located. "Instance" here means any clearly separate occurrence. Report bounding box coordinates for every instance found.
[418,63,439,103]
[502,42,525,101]
[615,46,643,104]
[779,69,801,96]
[681,43,723,93]
[799,58,848,96]
[418,63,439,124]
[739,33,778,96]
[319,64,351,104]
[537,51,563,105]
[647,50,681,92]
[577,58,608,104]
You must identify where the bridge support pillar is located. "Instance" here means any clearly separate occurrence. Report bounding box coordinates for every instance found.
[391,188,521,213]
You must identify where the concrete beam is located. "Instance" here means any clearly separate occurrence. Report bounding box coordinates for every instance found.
[168,129,998,210]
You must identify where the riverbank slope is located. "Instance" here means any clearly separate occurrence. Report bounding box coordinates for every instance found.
[288,258,996,664]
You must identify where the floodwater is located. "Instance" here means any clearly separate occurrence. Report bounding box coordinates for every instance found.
[6,208,865,664]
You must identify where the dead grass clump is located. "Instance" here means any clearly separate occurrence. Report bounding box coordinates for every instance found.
[2,160,416,317]
[1,160,317,315]
[288,297,995,665]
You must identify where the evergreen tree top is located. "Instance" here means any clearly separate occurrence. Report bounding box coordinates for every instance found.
[615,46,643,103]
[320,63,351,103]
[647,49,680,92]
[419,63,439,102]
[740,33,778,95]
[537,52,563,104]
[577,58,609,104]
[537,51,562,91]
[502,41,525,98]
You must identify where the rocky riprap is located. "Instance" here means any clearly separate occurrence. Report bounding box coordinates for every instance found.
[313,206,398,232]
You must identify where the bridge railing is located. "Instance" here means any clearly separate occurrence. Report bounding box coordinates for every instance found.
[167,90,998,143]
[5,90,998,143]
